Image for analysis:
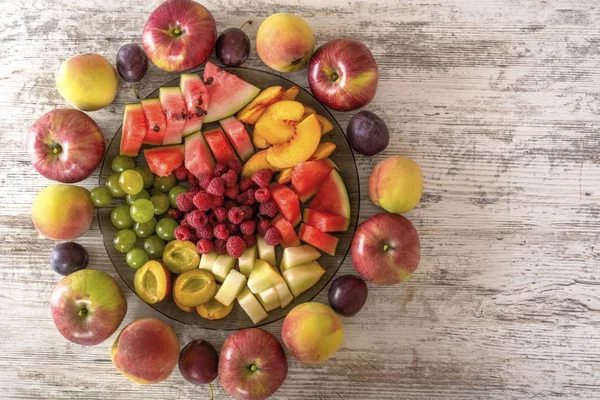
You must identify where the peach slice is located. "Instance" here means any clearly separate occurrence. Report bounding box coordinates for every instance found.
[315,115,334,135]
[241,150,279,177]
[133,260,171,305]
[255,120,299,145]
[197,284,234,320]
[252,130,271,149]
[266,114,322,169]
[236,86,286,124]
[277,168,293,184]
[281,86,300,101]
[258,100,305,122]
[173,269,217,307]
[309,142,336,161]
[302,106,317,119]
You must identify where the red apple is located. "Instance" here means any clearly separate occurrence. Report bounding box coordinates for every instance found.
[26,109,105,183]
[218,328,287,400]
[142,0,217,72]
[351,213,421,285]
[308,39,378,111]
[50,269,127,346]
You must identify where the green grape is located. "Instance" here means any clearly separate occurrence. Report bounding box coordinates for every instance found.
[169,186,188,208]
[133,217,157,238]
[111,155,135,173]
[118,170,144,195]
[126,248,149,269]
[114,229,137,253]
[156,217,179,241]
[153,174,176,192]
[126,189,150,205]
[135,166,154,189]
[144,235,165,259]
[111,205,134,229]
[150,193,170,215]
[90,187,112,207]
[130,198,155,223]
[106,173,126,197]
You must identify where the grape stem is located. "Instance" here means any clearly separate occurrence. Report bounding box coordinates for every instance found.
[240,20,253,30]
[208,383,214,400]
[132,82,140,100]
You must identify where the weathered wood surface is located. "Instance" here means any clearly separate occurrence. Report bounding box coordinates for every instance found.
[1,0,600,398]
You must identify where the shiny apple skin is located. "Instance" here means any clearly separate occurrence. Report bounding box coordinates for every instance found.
[351,213,421,285]
[218,328,288,400]
[25,109,105,183]
[142,0,217,72]
[308,39,378,112]
[50,269,127,346]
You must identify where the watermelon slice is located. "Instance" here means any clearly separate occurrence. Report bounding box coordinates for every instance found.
[203,128,238,164]
[120,103,146,156]
[272,215,300,248]
[291,159,336,203]
[143,145,184,177]
[159,87,186,145]
[180,74,209,136]
[270,183,301,227]
[309,170,350,219]
[185,131,215,178]
[303,209,349,232]
[298,224,339,256]
[141,98,167,145]
[202,62,260,123]
[219,117,255,161]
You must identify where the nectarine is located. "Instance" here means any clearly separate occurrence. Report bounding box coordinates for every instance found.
[369,155,423,213]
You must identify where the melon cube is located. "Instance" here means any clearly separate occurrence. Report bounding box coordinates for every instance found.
[214,269,247,307]
[237,286,268,324]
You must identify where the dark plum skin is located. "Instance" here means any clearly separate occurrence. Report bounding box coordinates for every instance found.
[328,275,368,317]
[347,110,389,156]
[179,339,219,385]
[216,28,250,67]
[50,242,89,276]
[116,43,149,83]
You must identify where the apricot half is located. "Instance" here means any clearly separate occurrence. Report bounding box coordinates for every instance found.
[173,269,216,307]
[196,285,234,320]
[266,114,322,169]
[133,260,171,304]
[162,240,200,274]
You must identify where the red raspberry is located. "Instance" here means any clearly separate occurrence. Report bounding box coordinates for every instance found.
[227,159,243,175]
[224,185,240,200]
[212,195,225,208]
[228,207,244,224]
[226,236,246,258]
[174,226,191,241]
[227,222,240,234]
[259,200,278,218]
[257,219,272,236]
[188,231,198,244]
[206,177,225,196]
[264,227,282,246]
[188,173,198,187]
[239,177,255,192]
[196,225,213,240]
[214,223,230,240]
[243,234,257,247]
[240,205,254,221]
[213,162,227,176]
[222,170,238,188]
[173,165,188,180]
[196,239,214,254]
[214,239,227,254]
[244,189,256,205]
[176,192,195,212]
[180,217,192,229]
[187,210,207,228]
[207,213,217,226]
[240,220,256,235]
[251,169,273,188]
[189,185,200,194]
[236,192,249,205]
[192,191,212,212]
[254,188,271,203]
[214,207,228,223]
[167,208,183,220]
[225,200,237,210]
[197,173,213,189]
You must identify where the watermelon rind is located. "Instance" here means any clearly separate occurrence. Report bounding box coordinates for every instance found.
[308,170,350,219]
[120,103,146,157]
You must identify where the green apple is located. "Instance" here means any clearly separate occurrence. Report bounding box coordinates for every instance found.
[215,270,247,307]
[282,261,325,297]
[237,287,268,324]
[281,245,321,272]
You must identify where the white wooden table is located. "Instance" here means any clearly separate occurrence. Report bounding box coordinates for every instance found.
[2,0,599,398]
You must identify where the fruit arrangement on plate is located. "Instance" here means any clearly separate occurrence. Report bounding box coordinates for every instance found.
[26,0,426,398]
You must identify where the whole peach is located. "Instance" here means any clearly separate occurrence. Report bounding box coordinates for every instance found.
[32,184,94,240]
[256,13,314,72]
[282,302,343,364]
[369,156,423,213]
[111,318,180,384]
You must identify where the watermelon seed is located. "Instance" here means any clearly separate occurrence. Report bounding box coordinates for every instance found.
[153,124,160,132]
[204,77,214,85]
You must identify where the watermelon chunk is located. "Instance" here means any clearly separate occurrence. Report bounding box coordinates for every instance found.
[159,87,186,145]
[185,131,215,178]
[272,215,300,248]
[120,103,146,157]
[270,183,301,227]
[180,74,209,136]
[298,224,339,256]
[291,159,336,203]
[203,62,260,123]
[143,145,184,177]
[141,98,167,145]
[303,209,349,232]
[309,170,350,219]
[219,117,255,161]
[203,128,238,164]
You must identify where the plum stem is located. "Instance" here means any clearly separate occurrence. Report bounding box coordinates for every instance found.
[132,82,140,100]
[208,382,213,400]
[240,20,253,30]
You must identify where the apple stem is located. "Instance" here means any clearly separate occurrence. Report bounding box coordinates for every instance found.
[78,307,88,317]
[52,144,62,155]
[250,364,257,372]
[383,244,389,252]
[132,82,140,100]
[330,72,339,82]
[208,382,214,400]
[240,20,253,30]
[173,27,182,36]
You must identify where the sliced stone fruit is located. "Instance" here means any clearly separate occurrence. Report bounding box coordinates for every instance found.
[282,261,325,298]
[298,224,339,256]
[173,269,217,307]
[162,240,200,274]
[120,103,146,157]
[133,260,172,304]
[277,168,293,184]
[196,285,234,320]
[174,293,194,313]
[237,286,268,324]
[315,115,334,135]
[309,142,336,161]
[241,149,279,177]
[236,86,286,124]
[254,101,305,145]
[280,245,322,272]
[239,245,257,277]
[214,269,247,307]
[280,86,299,101]
[265,114,321,169]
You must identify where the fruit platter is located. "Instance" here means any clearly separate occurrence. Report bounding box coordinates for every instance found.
[99,65,360,329]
